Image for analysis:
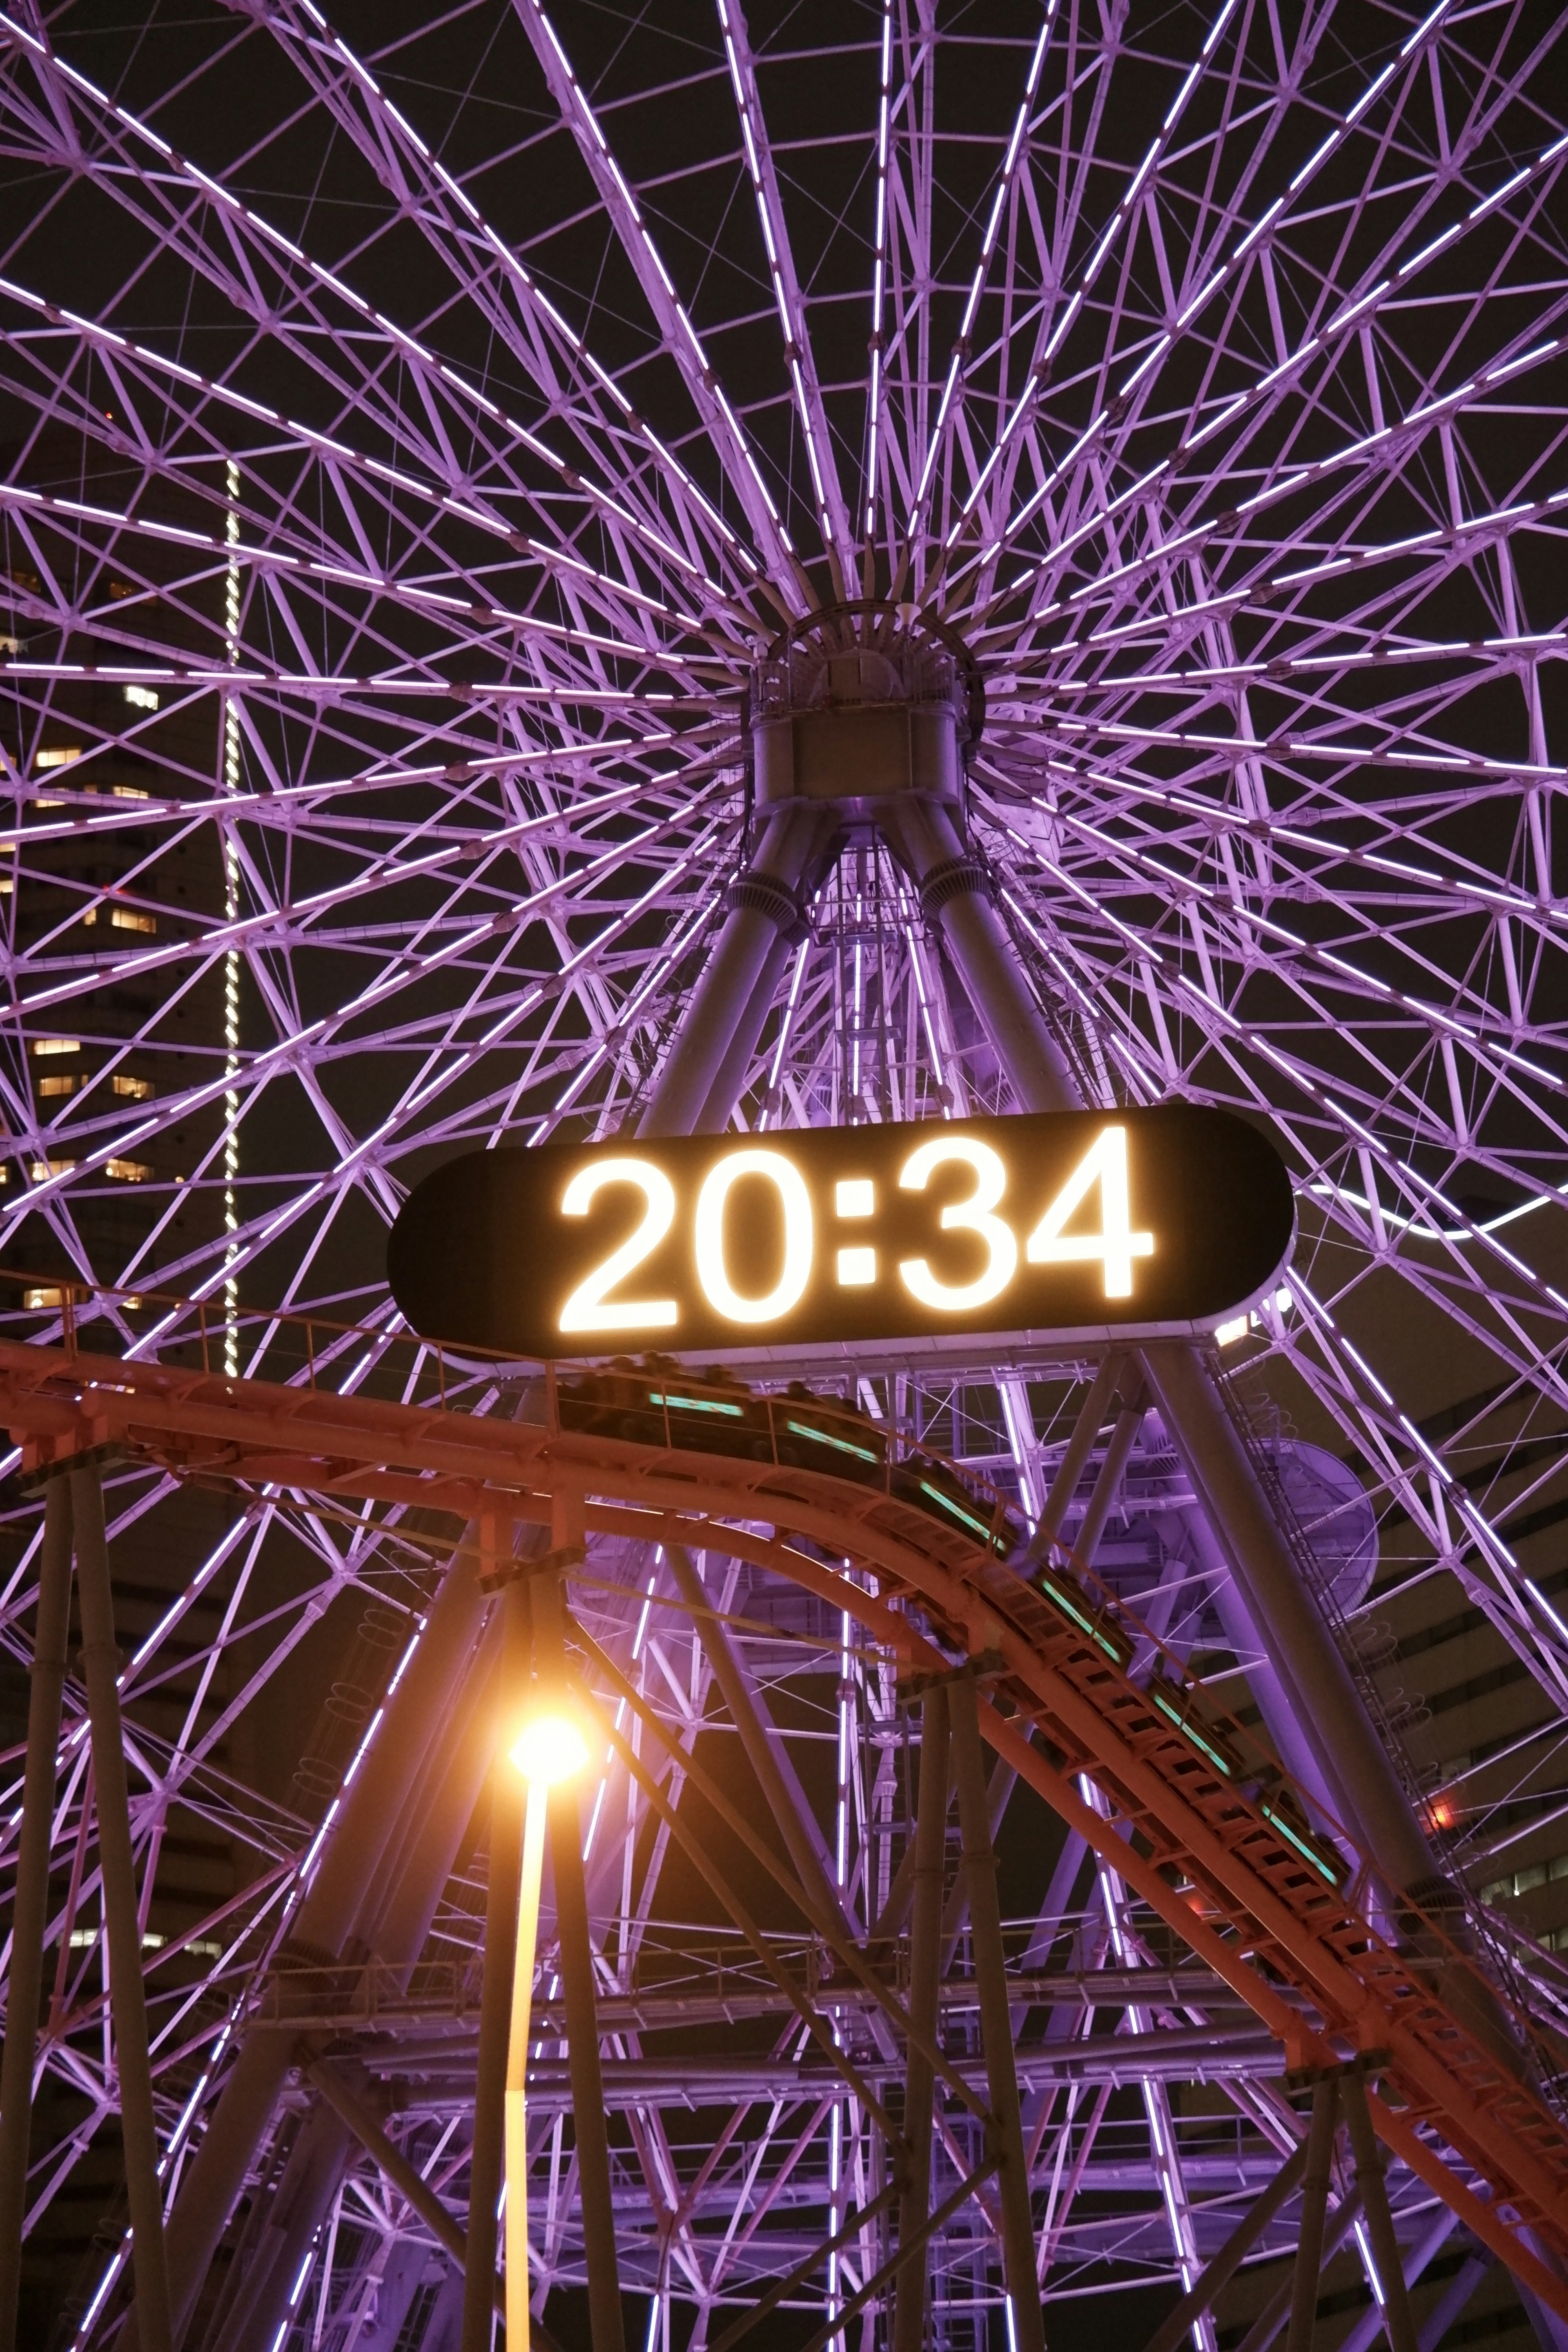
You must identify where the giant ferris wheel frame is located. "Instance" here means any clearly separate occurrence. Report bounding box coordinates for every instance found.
[1,3,1567,2350]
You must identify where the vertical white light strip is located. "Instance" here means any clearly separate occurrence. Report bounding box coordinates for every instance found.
[862,0,893,552]
[826,1598,853,2352]
[223,461,242,1379]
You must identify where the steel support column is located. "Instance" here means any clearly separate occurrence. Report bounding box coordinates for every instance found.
[1342,2070,1421,2352]
[534,1574,625,2352]
[694,924,798,1133]
[1141,2141,1310,2352]
[665,1544,845,1927]
[71,1466,174,2352]
[0,1477,74,2352]
[892,1686,949,2352]
[1285,2079,1341,2352]
[883,791,1456,1927]
[216,2113,353,2352]
[1020,1353,1124,1568]
[882,797,1080,1113]
[1174,1505,1344,1827]
[305,2061,500,2314]
[949,1674,1045,2352]
[637,805,833,1139]
[1068,1392,1145,1569]
[1418,2256,1489,2352]
[229,1625,509,2352]
[1337,2211,1459,2352]
[1236,2189,1365,2352]
[115,1514,491,2352]
[1145,1345,1439,1904]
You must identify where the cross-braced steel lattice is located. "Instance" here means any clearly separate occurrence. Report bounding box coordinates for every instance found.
[2,4,1568,2351]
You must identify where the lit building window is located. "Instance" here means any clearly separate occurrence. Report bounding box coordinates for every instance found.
[34,747,82,772]
[109,906,156,934]
[37,1074,76,1098]
[105,1157,152,1183]
[123,684,160,711]
[23,1287,64,1309]
[30,1157,76,1180]
[111,783,149,801]
[31,1037,79,1057]
[112,1074,154,1100]
[1480,1852,1568,1904]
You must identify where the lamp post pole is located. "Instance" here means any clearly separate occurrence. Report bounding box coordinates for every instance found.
[507,1778,549,2352]
[505,1705,591,2352]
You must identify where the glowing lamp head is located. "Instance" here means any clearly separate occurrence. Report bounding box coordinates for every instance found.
[510,1710,589,1787]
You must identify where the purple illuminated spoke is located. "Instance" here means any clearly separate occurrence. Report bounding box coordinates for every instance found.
[1,2,1566,2343]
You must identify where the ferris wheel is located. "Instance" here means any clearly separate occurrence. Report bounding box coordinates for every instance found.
[2,1,1568,2348]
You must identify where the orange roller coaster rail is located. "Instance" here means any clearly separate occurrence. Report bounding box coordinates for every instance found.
[4,1327,1568,2317]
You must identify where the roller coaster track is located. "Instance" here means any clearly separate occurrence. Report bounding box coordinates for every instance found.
[5,1329,1568,2316]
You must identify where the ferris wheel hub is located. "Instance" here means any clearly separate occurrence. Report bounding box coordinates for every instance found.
[748,601,982,822]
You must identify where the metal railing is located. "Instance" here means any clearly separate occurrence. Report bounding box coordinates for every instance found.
[0,1266,1024,1560]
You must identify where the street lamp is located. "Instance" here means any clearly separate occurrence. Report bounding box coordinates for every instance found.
[506,1708,589,2352]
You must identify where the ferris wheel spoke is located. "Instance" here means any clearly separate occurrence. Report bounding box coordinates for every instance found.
[244,0,771,599]
[714,0,853,572]
[0,174,751,634]
[900,0,1065,564]
[3,7,1568,2336]
[511,0,805,601]
[982,315,1566,657]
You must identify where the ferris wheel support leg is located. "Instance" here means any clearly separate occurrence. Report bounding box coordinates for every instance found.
[534,1575,626,2352]
[71,1465,174,2352]
[694,926,798,1134]
[1019,1352,1125,1569]
[881,796,1456,1922]
[949,1675,1046,2352]
[1175,1507,1350,1837]
[664,1546,846,1928]
[0,1477,74,2352]
[1064,1392,1146,1574]
[216,1628,509,2352]
[637,805,834,1140]
[892,1685,949,2352]
[1144,1341,1450,1911]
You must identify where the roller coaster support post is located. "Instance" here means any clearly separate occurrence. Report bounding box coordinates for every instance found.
[0,1477,74,2352]
[1341,2068,1420,2352]
[1286,2077,1341,2352]
[72,1465,174,2352]
[950,1673,1045,2352]
[893,1685,949,2352]
[1140,2140,1309,2352]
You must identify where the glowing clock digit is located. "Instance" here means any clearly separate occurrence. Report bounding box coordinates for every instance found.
[695,1148,814,1323]
[1026,1125,1154,1298]
[896,1136,1018,1310]
[558,1158,678,1332]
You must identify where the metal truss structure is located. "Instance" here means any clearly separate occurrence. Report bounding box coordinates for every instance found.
[1,4,1568,2351]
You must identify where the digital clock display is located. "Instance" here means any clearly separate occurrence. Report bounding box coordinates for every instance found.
[387,1107,1294,1363]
